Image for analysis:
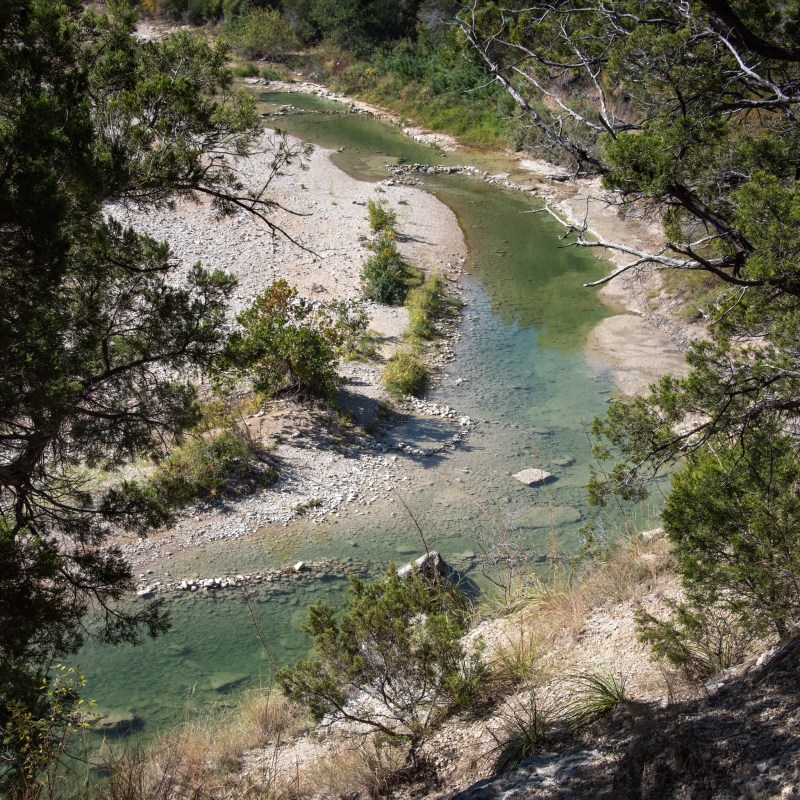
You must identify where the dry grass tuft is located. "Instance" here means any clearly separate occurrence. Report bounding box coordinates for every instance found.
[513,531,675,646]
[489,623,541,688]
[304,739,406,800]
[93,690,307,800]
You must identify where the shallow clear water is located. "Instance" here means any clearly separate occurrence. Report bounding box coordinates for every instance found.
[76,93,660,750]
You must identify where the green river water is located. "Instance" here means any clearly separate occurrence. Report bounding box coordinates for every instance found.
[76,91,662,753]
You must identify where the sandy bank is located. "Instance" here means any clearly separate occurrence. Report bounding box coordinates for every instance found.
[510,163,691,395]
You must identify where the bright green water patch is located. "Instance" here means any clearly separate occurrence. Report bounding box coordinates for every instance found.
[257,91,528,182]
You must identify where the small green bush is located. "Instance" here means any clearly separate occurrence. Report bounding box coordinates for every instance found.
[662,425,800,639]
[260,65,286,82]
[152,429,275,507]
[636,602,751,682]
[382,349,426,398]
[222,280,366,400]
[405,273,444,339]
[366,198,397,233]
[361,233,409,305]
[232,62,260,78]
[278,567,484,763]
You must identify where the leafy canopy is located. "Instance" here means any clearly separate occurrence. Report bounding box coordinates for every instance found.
[278,567,484,760]
[462,0,800,640]
[0,0,304,786]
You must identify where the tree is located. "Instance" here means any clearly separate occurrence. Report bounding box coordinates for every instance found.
[661,425,800,638]
[297,0,422,49]
[461,0,800,638]
[278,567,484,766]
[222,280,367,400]
[0,1,305,786]
[459,0,800,494]
[222,7,297,60]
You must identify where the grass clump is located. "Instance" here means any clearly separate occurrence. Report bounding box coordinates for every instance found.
[151,428,274,508]
[382,349,427,398]
[660,268,725,322]
[306,740,406,799]
[489,626,539,688]
[563,668,628,724]
[260,64,288,82]
[231,61,260,78]
[95,690,304,800]
[490,690,552,774]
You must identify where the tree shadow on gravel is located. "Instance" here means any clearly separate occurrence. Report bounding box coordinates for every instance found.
[451,636,800,800]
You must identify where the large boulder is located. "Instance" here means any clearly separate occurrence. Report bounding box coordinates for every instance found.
[397,551,446,580]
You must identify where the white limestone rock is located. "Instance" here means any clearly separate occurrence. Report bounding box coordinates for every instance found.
[512,468,553,486]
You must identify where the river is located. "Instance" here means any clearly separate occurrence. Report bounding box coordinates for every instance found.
[76,90,662,752]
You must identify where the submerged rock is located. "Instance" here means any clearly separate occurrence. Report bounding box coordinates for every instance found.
[92,711,143,737]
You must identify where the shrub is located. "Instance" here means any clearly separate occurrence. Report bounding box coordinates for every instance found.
[278,567,484,765]
[260,65,286,82]
[361,233,409,305]
[222,280,366,400]
[222,9,297,61]
[232,61,259,78]
[405,273,444,339]
[328,299,371,359]
[366,198,397,233]
[662,425,800,639]
[151,428,274,507]
[636,602,752,682]
[382,349,426,398]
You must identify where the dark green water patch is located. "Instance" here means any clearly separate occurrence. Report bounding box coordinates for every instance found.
[77,577,349,750]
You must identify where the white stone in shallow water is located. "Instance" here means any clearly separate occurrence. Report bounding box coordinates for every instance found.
[397,551,445,580]
[512,468,553,486]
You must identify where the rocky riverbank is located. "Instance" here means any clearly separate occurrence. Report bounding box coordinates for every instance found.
[106,125,479,590]
[109,75,691,592]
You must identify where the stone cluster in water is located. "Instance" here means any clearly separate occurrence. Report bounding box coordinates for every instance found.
[389,399,475,457]
[387,163,539,195]
[135,557,372,597]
